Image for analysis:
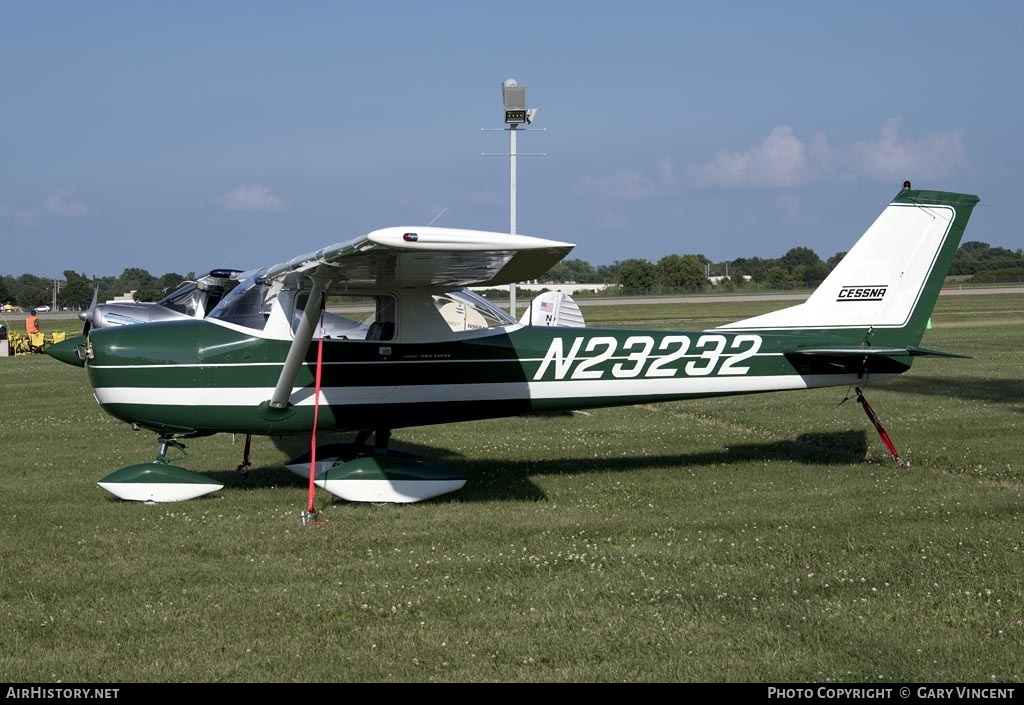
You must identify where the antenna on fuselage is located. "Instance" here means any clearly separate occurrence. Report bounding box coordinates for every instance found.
[426,207,448,226]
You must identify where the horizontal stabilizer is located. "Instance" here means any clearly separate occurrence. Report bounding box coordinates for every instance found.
[905,345,971,359]
[787,345,970,359]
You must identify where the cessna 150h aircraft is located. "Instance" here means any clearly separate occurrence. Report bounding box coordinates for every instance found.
[48,185,978,506]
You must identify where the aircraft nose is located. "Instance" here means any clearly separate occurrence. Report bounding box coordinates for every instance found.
[45,334,88,368]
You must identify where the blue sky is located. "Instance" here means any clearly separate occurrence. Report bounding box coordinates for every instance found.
[3,1,1022,279]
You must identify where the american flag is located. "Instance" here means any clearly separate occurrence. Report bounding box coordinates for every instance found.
[539,301,554,312]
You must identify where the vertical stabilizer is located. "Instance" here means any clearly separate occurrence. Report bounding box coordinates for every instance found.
[520,291,587,327]
[721,188,978,346]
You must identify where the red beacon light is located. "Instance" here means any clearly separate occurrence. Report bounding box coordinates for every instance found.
[403,232,419,242]
[903,180,912,190]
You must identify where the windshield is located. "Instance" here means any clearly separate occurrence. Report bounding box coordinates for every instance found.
[157,281,200,314]
[208,273,272,330]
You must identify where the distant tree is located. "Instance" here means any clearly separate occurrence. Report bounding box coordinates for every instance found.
[596,263,620,283]
[616,258,656,293]
[826,251,847,269]
[117,267,155,296]
[133,284,163,302]
[957,241,991,257]
[16,274,49,309]
[765,265,792,285]
[541,258,596,283]
[803,262,832,284]
[951,241,1024,276]
[729,256,772,282]
[779,246,822,272]
[680,255,709,287]
[133,271,188,302]
[157,272,188,291]
[655,254,707,289]
[60,271,94,309]
[654,255,685,288]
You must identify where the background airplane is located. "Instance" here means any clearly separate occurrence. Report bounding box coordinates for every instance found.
[47,186,978,508]
[80,268,244,333]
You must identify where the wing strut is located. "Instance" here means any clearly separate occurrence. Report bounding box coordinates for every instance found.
[269,278,326,409]
[856,387,910,468]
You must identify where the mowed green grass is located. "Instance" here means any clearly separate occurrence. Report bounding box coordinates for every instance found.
[0,295,1021,683]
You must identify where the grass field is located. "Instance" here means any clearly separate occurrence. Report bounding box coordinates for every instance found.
[1,294,1022,683]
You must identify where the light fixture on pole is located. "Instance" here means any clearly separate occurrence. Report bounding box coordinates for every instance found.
[482,78,545,316]
[52,279,64,312]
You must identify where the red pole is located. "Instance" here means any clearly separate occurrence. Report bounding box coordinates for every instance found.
[856,387,909,468]
[304,298,327,524]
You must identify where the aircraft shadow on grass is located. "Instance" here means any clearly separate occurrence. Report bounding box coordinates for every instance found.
[202,429,871,504]
[881,376,1024,412]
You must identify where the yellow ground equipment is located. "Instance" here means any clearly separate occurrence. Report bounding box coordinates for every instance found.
[4,330,71,356]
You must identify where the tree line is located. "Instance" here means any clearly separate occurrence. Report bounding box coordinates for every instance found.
[540,241,1024,294]
[543,246,841,294]
[0,269,195,311]
[1,241,1021,309]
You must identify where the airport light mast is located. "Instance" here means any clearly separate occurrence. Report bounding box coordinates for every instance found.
[482,78,544,316]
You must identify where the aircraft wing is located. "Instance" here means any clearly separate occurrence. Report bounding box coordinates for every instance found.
[262,227,575,288]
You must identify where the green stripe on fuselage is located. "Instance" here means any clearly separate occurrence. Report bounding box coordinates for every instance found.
[87,319,900,436]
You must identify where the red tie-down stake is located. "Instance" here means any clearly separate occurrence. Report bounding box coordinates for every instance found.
[856,387,910,468]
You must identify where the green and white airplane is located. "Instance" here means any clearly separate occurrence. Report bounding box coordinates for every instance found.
[48,185,978,505]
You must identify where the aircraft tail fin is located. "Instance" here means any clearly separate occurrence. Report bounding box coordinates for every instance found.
[720,187,979,348]
[520,291,587,327]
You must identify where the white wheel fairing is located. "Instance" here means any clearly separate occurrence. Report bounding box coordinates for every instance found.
[316,478,466,503]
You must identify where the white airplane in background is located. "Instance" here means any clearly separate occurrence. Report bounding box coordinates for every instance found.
[79,269,245,334]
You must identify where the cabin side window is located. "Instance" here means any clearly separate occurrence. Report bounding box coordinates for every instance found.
[290,292,397,341]
[432,289,515,333]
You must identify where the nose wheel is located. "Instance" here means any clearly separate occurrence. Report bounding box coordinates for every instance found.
[96,434,222,503]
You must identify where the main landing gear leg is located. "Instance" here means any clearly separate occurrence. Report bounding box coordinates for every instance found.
[374,426,392,455]
[351,427,392,455]
[353,429,373,453]
[236,434,253,476]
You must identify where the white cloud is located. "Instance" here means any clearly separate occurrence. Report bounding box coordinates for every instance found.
[597,209,633,230]
[46,189,88,216]
[687,120,967,189]
[689,125,828,188]
[576,158,675,201]
[215,184,289,212]
[656,156,674,186]
[848,118,966,182]
[0,203,39,227]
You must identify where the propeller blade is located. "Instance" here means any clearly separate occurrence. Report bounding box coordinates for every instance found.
[81,285,99,335]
